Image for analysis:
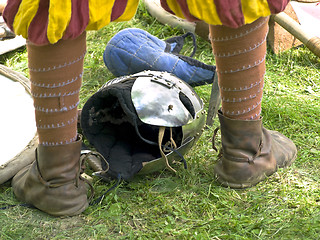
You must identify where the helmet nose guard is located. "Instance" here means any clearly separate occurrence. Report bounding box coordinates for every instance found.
[131,71,202,128]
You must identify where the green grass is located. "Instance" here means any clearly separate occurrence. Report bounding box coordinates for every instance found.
[1,2,320,239]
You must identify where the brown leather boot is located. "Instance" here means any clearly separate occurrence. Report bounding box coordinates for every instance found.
[214,110,297,188]
[12,135,90,216]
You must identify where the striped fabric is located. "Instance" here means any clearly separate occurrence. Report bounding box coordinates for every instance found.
[3,0,139,45]
[160,0,290,28]
[3,0,289,45]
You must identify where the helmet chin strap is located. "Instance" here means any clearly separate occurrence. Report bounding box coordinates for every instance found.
[163,127,177,152]
[133,117,185,173]
[158,126,177,173]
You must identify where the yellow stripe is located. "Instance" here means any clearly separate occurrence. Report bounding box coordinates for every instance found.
[241,0,271,24]
[12,0,40,39]
[47,0,72,44]
[113,0,139,22]
[187,0,222,25]
[86,0,116,30]
[165,0,185,19]
[165,0,222,25]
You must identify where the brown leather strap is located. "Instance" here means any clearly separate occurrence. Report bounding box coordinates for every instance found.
[158,126,176,173]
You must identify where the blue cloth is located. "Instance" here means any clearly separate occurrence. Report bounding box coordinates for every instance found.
[103,28,216,87]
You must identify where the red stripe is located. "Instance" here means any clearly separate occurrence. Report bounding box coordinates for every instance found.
[63,0,89,41]
[160,0,175,15]
[174,0,199,22]
[214,0,244,28]
[266,0,290,14]
[111,0,128,21]
[3,0,22,32]
[28,0,50,45]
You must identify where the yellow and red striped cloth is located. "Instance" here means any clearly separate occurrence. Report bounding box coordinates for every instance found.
[160,0,289,28]
[3,0,289,45]
[3,0,139,45]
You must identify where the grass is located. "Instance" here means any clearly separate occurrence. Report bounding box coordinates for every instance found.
[1,2,320,239]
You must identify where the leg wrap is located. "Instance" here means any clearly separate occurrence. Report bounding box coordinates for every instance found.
[28,33,86,145]
[210,17,269,120]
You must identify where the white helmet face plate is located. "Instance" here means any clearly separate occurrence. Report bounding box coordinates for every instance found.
[131,71,202,127]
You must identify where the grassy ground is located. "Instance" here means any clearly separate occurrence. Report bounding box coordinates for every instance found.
[1,3,320,239]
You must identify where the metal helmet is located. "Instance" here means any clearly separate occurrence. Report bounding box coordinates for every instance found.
[81,70,206,180]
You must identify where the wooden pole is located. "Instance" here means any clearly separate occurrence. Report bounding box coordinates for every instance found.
[272,12,320,58]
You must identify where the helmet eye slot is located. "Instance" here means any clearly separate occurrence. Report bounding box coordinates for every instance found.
[179,92,195,118]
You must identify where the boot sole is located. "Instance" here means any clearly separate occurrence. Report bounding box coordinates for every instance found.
[214,152,297,189]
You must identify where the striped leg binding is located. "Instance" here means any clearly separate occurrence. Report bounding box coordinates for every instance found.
[28,33,86,145]
[210,17,269,120]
